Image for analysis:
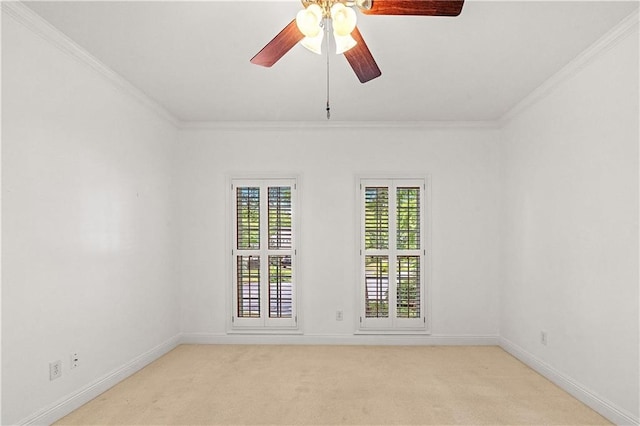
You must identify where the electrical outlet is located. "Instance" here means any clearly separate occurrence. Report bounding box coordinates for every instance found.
[336,310,343,321]
[540,331,548,346]
[71,353,79,369]
[49,360,62,380]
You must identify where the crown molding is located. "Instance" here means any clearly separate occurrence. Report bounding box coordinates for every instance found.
[2,1,181,128]
[178,120,501,130]
[499,8,639,125]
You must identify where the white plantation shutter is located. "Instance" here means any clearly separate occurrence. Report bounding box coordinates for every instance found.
[236,187,260,250]
[237,255,260,318]
[268,186,292,249]
[232,179,297,329]
[396,256,420,318]
[269,255,292,318]
[365,255,389,318]
[364,187,389,250]
[360,178,426,330]
[396,187,421,250]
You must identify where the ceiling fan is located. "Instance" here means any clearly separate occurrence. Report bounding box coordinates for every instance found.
[250,0,465,84]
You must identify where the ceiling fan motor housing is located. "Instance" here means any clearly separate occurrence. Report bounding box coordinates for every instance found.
[301,0,370,17]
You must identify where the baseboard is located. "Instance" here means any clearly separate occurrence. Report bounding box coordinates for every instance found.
[180,332,499,346]
[499,337,639,426]
[19,335,181,426]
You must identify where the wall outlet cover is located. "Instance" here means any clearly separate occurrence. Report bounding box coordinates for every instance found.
[49,360,62,380]
[71,353,79,369]
[540,331,548,345]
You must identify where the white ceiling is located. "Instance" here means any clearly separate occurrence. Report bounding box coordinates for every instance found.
[25,0,638,123]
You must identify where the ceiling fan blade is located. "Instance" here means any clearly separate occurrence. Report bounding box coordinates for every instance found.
[250,19,304,67]
[362,0,464,16]
[343,27,381,84]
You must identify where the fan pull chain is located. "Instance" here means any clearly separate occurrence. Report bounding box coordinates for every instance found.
[325,18,331,120]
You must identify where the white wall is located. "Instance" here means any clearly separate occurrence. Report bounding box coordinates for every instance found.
[501,25,639,421]
[2,12,179,424]
[177,126,503,340]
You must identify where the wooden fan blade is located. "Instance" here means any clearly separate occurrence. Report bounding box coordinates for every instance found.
[343,27,381,84]
[362,0,464,16]
[250,19,304,67]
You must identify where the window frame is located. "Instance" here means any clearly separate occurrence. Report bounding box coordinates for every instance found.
[356,176,431,334]
[229,176,299,332]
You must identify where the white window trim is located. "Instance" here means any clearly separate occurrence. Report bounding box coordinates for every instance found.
[227,175,301,333]
[355,175,432,335]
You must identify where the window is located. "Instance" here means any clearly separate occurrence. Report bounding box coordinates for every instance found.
[359,178,427,331]
[231,178,297,329]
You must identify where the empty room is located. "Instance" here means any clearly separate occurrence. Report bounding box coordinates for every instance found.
[2,0,639,424]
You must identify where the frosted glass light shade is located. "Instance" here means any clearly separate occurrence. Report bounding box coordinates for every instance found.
[330,3,357,36]
[296,4,323,37]
[300,30,324,55]
[334,32,357,54]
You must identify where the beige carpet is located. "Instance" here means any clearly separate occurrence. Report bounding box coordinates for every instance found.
[56,345,611,425]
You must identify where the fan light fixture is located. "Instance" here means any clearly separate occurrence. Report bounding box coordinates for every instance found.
[331,3,357,54]
[296,4,323,37]
[296,4,324,53]
[300,30,324,54]
[250,0,466,118]
[295,1,357,55]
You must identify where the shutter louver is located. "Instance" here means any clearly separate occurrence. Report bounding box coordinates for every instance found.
[236,187,260,250]
[397,256,420,318]
[397,187,420,250]
[365,255,389,318]
[268,187,292,249]
[237,255,260,318]
[364,187,389,249]
[269,255,292,318]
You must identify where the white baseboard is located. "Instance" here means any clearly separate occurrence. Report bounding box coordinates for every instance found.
[179,332,499,346]
[499,337,639,426]
[19,335,181,426]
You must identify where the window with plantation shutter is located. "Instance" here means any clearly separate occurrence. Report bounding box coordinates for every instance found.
[231,178,297,329]
[359,178,427,331]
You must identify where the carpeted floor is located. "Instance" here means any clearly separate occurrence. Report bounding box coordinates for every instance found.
[56,344,611,425]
